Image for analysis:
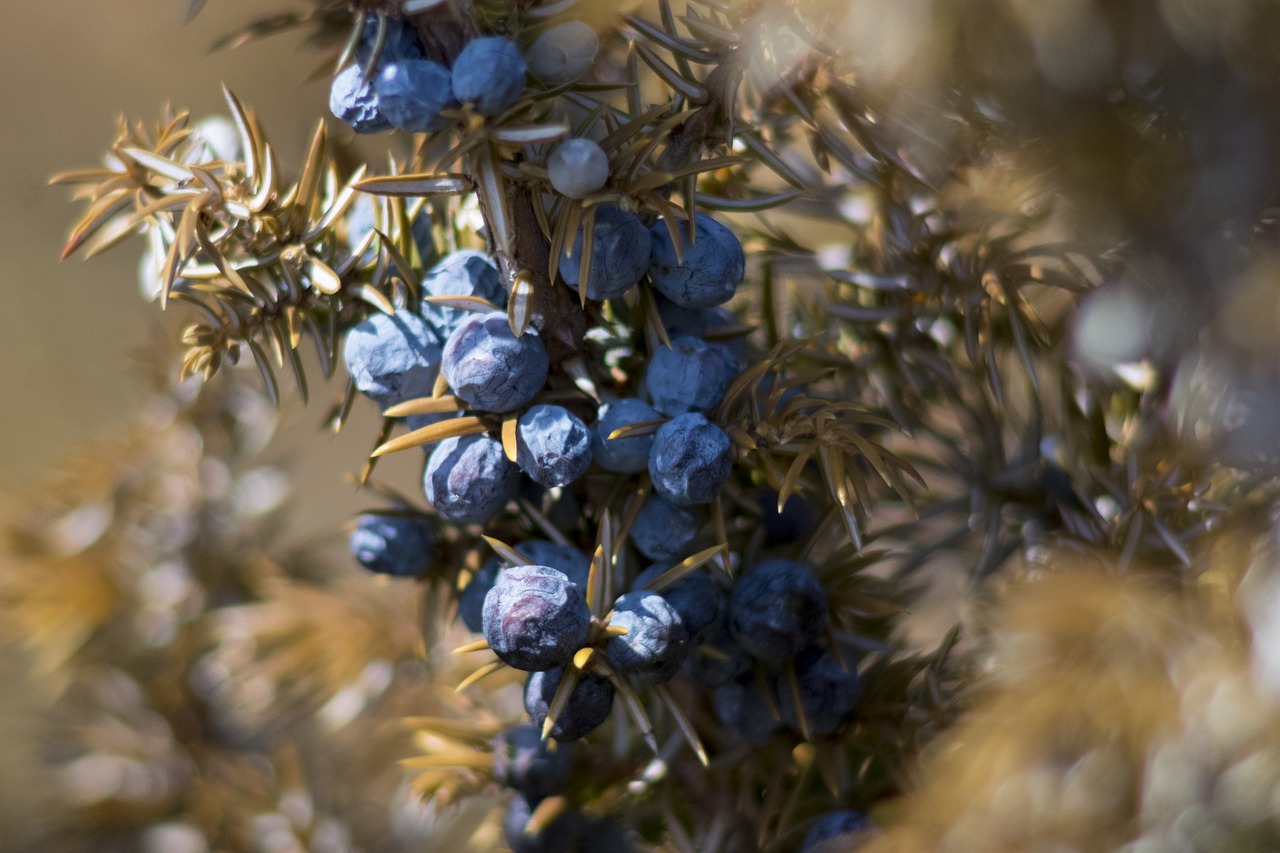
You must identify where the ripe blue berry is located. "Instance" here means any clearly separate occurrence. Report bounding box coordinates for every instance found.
[802,811,874,852]
[492,724,574,797]
[503,791,582,853]
[629,495,704,562]
[605,591,690,682]
[633,563,722,643]
[342,310,442,409]
[649,213,745,309]
[774,645,864,738]
[355,15,425,65]
[526,21,598,84]
[330,63,392,134]
[682,614,750,688]
[712,676,780,744]
[592,398,660,474]
[758,488,820,546]
[647,413,732,506]
[483,565,590,671]
[646,335,738,416]
[423,433,520,524]
[524,668,615,741]
[517,405,593,488]
[375,59,454,132]
[519,540,592,589]
[458,558,499,632]
[348,513,433,577]
[559,206,649,301]
[442,312,548,413]
[450,37,527,116]
[421,249,506,340]
[729,559,828,665]
[548,138,609,199]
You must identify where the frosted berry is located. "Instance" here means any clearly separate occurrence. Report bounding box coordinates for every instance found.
[355,15,424,65]
[559,205,649,301]
[517,405,593,488]
[330,63,391,134]
[342,310,442,409]
[375,59,454,132]
[646,335,738,416]
[492,724,574,797]
[592,398,660,474]
[348,513,433,577]
[774,645,864,738]
[729,559,828,665]
[524,668,615,741]
[526,21,599,84]
[482,565,590,672]
[605,591,690,682]
[647,413,732,506]
[629,495,704,562]
[423,433,520,524]
[548,138,609,199]
[519,540,591,589]
[649,213,745,309]
[420,249,506,340]
[450,37,527,116]
[633,562,722,643]
[442,313,548,413]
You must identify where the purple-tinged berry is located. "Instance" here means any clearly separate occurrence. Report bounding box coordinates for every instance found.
[482,565,590,672]
[729,559,828,665]
[503,791,581,853]
[649,213,745,309]
[633,563,722,643]
[526,21,598,84]
[648,413,732,506]
[517,405,593,488]
[774,645,864,739]
[349,513,433,577]
[713,676,780,744]
[330,63,392,134]
[629,495,704,562]
[605,591,690,682]
[592,398,660,474]
[802,810,874,852]
[375,59,454,132]
[519,540,591,589]
[423,434,520,524]
[451,37,527,116]
[548,138,609,199]
[421,249,506,340]
[442,313,548,413]
[559,205,649,301]
[342,310,442,409]
[524,668,615,741]
[646,335,738,416]
[492,724,574,797]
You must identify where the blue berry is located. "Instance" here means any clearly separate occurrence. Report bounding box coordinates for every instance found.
[483,565,590,671]
[653,295,748,368]
[649,214,744,309]
[355,15,425,65]
[348,513,433,577]
[421,249,507,340]
[526,21,598,84]
[758,488,820,546]
[517,405,593,488]
[559,205,649,301]
[451,37,527,116]
[629,495,704,562]
[712,676,780,744]
[729,559,828,665]
[548,138,609,199]
[519,540,591,589]
[632,563,722,643]
[330,63,392,134]
[647,413,732,506]
[423,434,520,524]
[492,724,574,797]
[592,398,660,474]
[605,591,690,682]
[503,791,581,853]
[342,310,442,409]
[524,668,615,741]
[802,811,874,852]
[774,645,864,738]
[646,335,738,416]
[682,614,750,688]
[442,313,548,413]
[375,59,454,132]
[458,557,500,632]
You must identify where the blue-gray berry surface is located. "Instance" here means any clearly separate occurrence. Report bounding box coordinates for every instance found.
[375,59,454,132]
[729,559,828,665]
[348,513,433,577]
[774,645,864,738]
[482,565,590,671]
[421,249,506,340]
[342,310,442,409]
[517,405,593,488]
[646,335,738,416]
[524,668,615,742]
[802,810,874,852]
[450,36,527,116]
[592,398,660,474]
[647,413,733,506]
[605,591,690,682]
[525,20,599,84]
[548,138,609,199]
[633,562,722,643]
[682,614,751,688]
[712,676,780,744]
[519,540,591,588]
[503,791,582,853]
[759,488,820,546]
[458,557,500,632]
[629,495,703,561]
[492,724,574,797]
[559,205,649,301]
[648,213,745,309]
[423,433,520,524]
[329,63,391,134]
[442,312,548,413]
[355,15,424,65]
